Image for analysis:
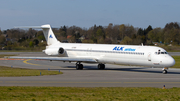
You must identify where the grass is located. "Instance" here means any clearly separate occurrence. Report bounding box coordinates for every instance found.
[0,66,62,77]
[0,50,42,52]
[0,54,17,58]
[0,87,179,101]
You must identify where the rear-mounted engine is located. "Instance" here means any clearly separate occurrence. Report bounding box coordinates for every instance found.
[44,47,67,56]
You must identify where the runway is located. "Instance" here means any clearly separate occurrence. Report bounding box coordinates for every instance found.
[0,52,180,88]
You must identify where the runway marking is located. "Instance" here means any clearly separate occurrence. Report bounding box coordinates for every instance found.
[23,59,62,68]
[1,81,180,84]
[23,59,41,66]
[4,81,122,84]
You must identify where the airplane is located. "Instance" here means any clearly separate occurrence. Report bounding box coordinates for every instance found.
[9,24,175,74]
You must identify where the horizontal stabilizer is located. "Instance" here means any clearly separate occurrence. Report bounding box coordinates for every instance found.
[15,24,59,45]
[15,25,49,29]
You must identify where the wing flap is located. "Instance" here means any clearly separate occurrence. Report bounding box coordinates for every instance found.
[8,56,97,62]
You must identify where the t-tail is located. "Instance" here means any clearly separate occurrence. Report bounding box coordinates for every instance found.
[41,24,60,45]
[16,24,60,46]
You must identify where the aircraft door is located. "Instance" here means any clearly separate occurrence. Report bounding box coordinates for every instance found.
[148,52,151,61]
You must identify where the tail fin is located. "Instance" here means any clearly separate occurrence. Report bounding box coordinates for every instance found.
[15,24,60,46]
[40,24,59,45]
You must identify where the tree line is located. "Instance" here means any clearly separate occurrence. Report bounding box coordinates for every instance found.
[0,22,180,50]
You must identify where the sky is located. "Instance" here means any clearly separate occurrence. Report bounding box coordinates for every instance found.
[0,0,180,30]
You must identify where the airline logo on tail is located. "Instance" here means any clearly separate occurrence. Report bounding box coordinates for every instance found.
[49,35,53,38]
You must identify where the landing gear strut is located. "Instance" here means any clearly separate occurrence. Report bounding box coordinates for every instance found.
[98,63,105,70]
[162,67,168,74]
[76,62,83,70]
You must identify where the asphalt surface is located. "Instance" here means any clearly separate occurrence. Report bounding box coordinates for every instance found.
[0,52,180,88]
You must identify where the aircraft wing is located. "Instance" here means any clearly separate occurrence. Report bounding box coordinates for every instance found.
[8,56,97,63]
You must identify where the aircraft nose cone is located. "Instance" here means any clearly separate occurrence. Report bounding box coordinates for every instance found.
[165,57,175,67]
[171,58,175,66]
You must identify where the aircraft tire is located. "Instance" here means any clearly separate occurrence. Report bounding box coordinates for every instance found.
[76,64,83,70]
[76,64,80,70]
[98,64,101,69]
[76,65,78,70]
[102,64,105,69]
[80,64,83,70]
[98,64,105,70]
[162,70,167,74]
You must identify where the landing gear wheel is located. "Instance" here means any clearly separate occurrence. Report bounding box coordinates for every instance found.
[162,70,167,74]
[162,67,168,74]
[76,64,79,70]
[79,64,83,70]
[98,64,105,70]
[98,64,101,69]
[102,64,105,69]
[76,64,83,70]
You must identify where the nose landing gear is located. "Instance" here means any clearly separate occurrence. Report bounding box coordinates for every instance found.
[162,67,168,74]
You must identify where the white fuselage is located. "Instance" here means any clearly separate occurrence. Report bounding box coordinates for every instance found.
[45,42,175,68]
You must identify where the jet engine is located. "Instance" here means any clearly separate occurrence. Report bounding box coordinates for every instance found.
[44,47,66,56]
[58,47,64,54]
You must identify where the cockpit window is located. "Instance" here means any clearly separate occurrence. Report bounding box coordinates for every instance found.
[161,52,168,54]
[155,51,167,55]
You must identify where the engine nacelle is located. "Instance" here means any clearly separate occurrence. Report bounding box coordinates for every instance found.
[58,47,64,54]
[44,47,66,56]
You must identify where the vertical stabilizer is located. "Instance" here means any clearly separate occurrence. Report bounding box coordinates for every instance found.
[40,24,59,45]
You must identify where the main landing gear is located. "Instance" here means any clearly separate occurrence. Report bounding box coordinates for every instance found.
[162,67,168,74]
[76,62,105,70]
[76,62,83,70]
[98,63,105,69]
